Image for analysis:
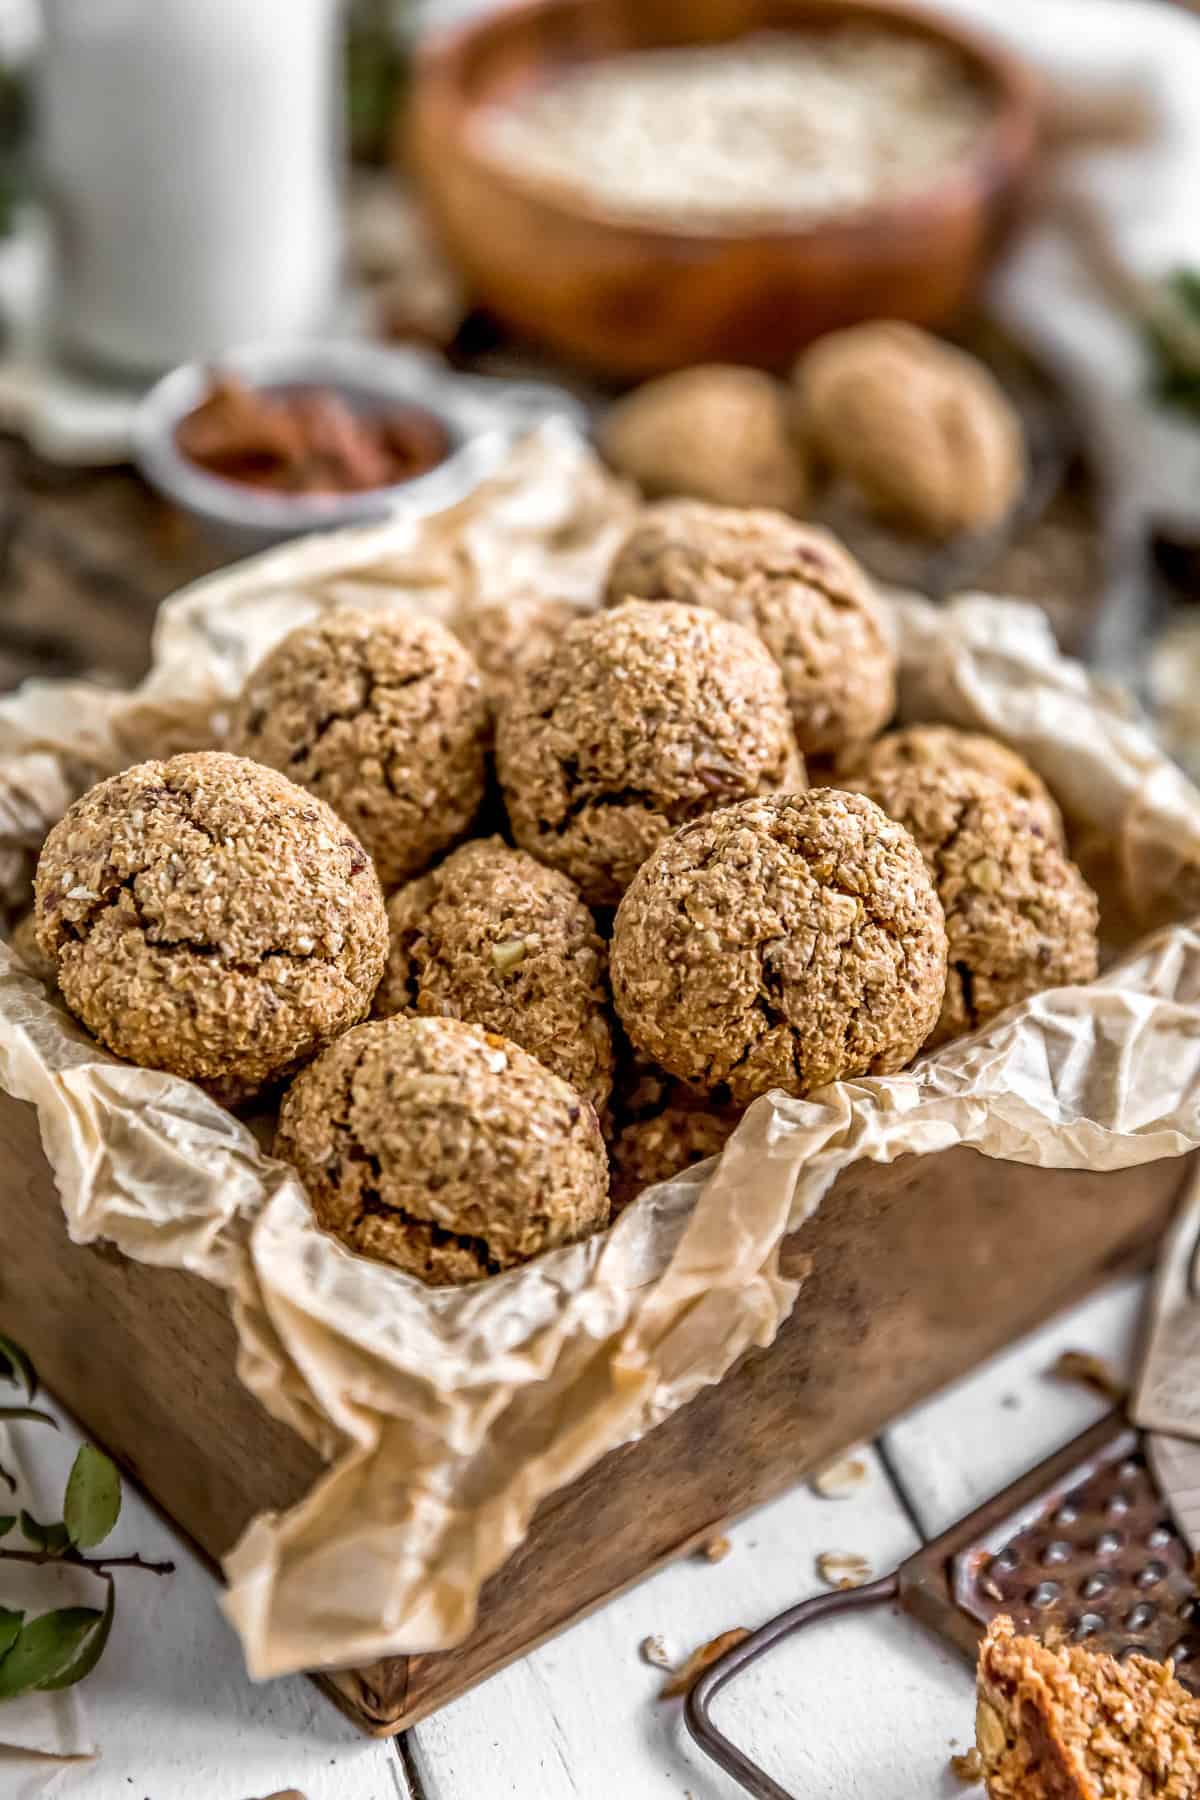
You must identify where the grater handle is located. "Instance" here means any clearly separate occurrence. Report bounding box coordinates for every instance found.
[684,1572,902,1800]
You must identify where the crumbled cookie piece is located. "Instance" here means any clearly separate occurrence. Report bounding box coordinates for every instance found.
[275,1015,610,1286]
[855,766,1098,1046]
[496,600,805,907]
[228,607,488,888]
[610,789,947,1104]
[33,752,387,1103]
[453,592,580,717]
[607,500,895,755]
[375,836,614,1110]
[976,1615,1200,1799]
[835,724,1064,846]
[599,366,806,513]
[795,321,1025,539]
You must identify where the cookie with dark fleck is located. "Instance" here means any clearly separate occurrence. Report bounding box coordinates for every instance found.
[228,607,488,888]
[611,788,947,1104]
[33,752,387,1102]
[275,1015,610,1285]
[496,599,804,907]
[376,835,614,1110]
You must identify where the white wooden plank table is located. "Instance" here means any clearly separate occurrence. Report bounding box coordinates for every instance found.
[0,1272,1147,1800]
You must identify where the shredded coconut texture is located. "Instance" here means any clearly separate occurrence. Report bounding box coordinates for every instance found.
[33,752,387,1103]
[275,1015,610,1286]
[834,724,1064,845]
[852,765,1098,1045]
[607,500,895,755]
[228,606,488,889]
[609,1100,739,1215]
[977,1616,1200,1800]
[376,835,614,1111]
[610,788,948,1105]
[453,592,580,718]
[496,599,805,907]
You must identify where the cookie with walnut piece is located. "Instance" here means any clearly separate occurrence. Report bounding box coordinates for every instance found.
[375,835,614,1112]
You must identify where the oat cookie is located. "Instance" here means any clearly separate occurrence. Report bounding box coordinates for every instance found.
[835,724,1064,845]
[795,321,1025,539]
[376,836,614,1110]
[496,599,804,907]
[34,752,387,1102]
[607,501,895,756]
[275,1015,610,1285]
[976,1616,1200,1800]
[228,607,488,888]
[858,765,1098,1044]
[453,592,579,717]
[609,1099,739,1214]
[610,788,947,1104]
[599,366,807,513]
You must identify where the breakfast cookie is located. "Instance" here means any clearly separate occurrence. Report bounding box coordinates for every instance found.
[34,751,387,1102]
[275,1015,610,1285]
[610,788,947,1104]
[607,501,895,756]
[376,835,614,1110]
[496,599,804,906]
[228,606,488,888]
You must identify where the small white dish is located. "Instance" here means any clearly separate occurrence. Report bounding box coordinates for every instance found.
[132,339,586,555]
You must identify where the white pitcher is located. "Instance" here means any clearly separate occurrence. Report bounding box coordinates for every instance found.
[38,0,343,377]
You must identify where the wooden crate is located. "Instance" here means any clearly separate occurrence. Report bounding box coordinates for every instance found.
[0,1086,1187,1733]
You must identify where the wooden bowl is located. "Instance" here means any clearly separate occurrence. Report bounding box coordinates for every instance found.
[407,0,1041,379]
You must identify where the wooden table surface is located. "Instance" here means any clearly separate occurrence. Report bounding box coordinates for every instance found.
[0,1273,1147,1799]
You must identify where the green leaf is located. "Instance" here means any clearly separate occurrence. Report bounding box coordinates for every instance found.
[19,1511,69,1555]
[0,1606,103,1699]
[0,1335,37,1402]
[0,1407,57,1431]
[0,1610,22,1660]
[63,1446,121,1550]
[39,1580,114,1691]
[0,1516,15,1538]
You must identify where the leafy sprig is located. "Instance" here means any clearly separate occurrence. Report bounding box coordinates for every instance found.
[0,1331,173,1700]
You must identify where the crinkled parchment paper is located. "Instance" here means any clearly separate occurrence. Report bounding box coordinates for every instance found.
[1,426,1200,1681]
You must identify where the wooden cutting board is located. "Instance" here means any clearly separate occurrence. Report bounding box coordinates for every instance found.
[0,1083,1189,1735]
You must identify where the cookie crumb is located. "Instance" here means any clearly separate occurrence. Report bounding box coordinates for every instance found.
[640,1634,672,1669]
[810,1455,868,1499]
[698,1535,731,1563]
[659,1628,752,1699]
[815,1551,872,1589]
[949,1747,984,1785]
[1047,1350,1127,1405]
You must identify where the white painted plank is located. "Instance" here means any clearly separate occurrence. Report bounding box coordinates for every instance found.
[883,1273,1146,1540]
[408,1444,975,1800]
[0,1402,407,1800]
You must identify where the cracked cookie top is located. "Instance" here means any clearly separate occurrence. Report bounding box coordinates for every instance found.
[375,836,614,1111]
[228,607,488,889]
[33,751,388,1103]
[854,765,1098,1045]
[610,788,947,1104]
[835,723,1064,846]
[274,1014,610,1286]
[495,599,805,908]
[605,501,895,756]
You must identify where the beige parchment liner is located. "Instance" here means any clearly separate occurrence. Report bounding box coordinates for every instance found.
[2,424,1200,1681]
